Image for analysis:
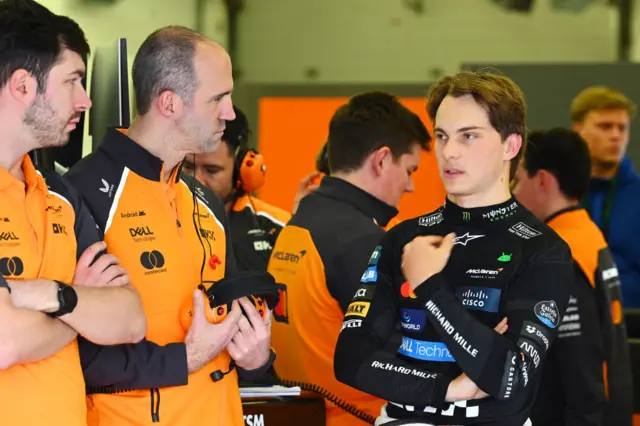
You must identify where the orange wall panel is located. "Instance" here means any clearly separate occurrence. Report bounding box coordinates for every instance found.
[256,97,446,222]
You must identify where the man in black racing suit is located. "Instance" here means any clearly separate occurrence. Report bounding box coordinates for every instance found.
[334,71,574,426]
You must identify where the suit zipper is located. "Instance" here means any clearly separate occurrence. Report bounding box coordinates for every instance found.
[150,388,161,422]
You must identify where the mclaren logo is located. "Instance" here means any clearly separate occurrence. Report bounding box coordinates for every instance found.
[140,250,167,275]
[273,250,306,264]
[0,256,24,276]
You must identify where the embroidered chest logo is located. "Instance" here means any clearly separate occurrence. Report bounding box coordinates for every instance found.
[453,232,484,246]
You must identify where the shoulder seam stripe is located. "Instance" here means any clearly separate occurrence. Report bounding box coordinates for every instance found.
[105,168,130,233]
[48,190,73,209]
[255,210,286,227]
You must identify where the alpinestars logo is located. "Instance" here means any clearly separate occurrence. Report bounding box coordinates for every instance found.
[453,232,484,246]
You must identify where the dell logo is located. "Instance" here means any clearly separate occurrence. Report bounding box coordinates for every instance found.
[130,226,154,237]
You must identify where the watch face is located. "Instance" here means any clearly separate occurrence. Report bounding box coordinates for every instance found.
[61,284,78,313]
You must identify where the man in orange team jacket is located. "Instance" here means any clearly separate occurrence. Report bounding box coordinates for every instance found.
[0,1,146,424]
[513,127,633,426]
[268,92,431,426]
[66,26,274,426]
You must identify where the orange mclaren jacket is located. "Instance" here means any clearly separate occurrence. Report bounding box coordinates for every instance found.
[66,128,266,426]
[268,177,395,426]
[229,194,291,271]
[532,207,633,426]
[0,154,104,425]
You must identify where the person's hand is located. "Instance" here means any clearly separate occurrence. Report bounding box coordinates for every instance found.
[227,297,272,371]
[292,171,323,214]
[185,291,242,373]
[401,233,456,291]
[73,241,129,287]
[445,318,509,402]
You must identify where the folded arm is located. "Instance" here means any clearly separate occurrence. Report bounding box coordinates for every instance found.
[334,238,453,409]
[80,337,189,390]
[0,280,76,370]
[8,278,145,346]
[414,241,574,401]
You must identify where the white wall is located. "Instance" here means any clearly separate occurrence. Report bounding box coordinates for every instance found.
[38,0,228,153]
[40,0,228,53]
[236,0,618,83]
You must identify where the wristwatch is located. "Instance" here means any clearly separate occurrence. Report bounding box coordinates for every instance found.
[47,281,78,318]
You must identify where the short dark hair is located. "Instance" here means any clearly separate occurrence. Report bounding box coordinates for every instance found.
[523,128,591,200]
[0,0,89,93]
[327,91,431,173]
[221,105,249,155]
[427,70,527,181]
[132,26,209,115]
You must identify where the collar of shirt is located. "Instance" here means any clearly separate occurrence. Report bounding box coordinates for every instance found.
[98,127,182,184]
[0,154,48,193]
[315,176,398,228]
[443,196,523,227]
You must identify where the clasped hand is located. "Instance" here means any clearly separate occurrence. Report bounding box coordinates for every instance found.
[8,241,129,312]
[401,233,456,292]
[185,292,271,374]
[226,298,272,371]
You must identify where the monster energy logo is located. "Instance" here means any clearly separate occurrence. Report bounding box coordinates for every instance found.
[462,212,471,221]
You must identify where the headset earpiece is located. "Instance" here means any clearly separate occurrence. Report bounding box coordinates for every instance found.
[234,148,267,194]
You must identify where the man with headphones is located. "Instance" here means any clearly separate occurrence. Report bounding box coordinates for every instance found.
[183,105,291,271]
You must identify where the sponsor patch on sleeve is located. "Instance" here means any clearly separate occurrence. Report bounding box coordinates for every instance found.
[341,318,362,331]
[352,285,376,302]
[346,301,371,318]
[368,246,382,266]
[520,320,550,351]
[517,337,541,369]
[534,300,560,329]
[360,266,378,283]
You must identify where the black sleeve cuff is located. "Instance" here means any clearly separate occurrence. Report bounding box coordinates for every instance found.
[413,273,449,302]
[237,349,276,382]
[164,343,189,386]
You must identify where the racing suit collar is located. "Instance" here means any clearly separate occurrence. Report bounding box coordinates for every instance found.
[97,127,183,183]
[316,177,398,227]
[443,196,522,226]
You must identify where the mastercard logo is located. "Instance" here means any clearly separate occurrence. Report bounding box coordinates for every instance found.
[400,282,416,299]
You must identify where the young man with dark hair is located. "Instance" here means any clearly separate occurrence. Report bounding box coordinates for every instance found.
[570,86,640,308]
[66,26,273,426]
[183,105,291,271]
[268,91,430,426]
[513,127,633,426]
[0,0,146,424]
[335,72,574,426]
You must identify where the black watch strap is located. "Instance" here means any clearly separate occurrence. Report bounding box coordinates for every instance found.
[47,281,78,318]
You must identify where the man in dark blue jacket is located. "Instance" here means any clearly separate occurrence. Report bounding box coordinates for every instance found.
[572,86,640,308]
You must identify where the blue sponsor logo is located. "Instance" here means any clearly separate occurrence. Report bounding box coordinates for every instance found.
[400,309,425,333]
[455,286,501,313]
[361,266,377,283]
[534,300,560,329]
[398,337,455,362]
[368,246,382,266]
